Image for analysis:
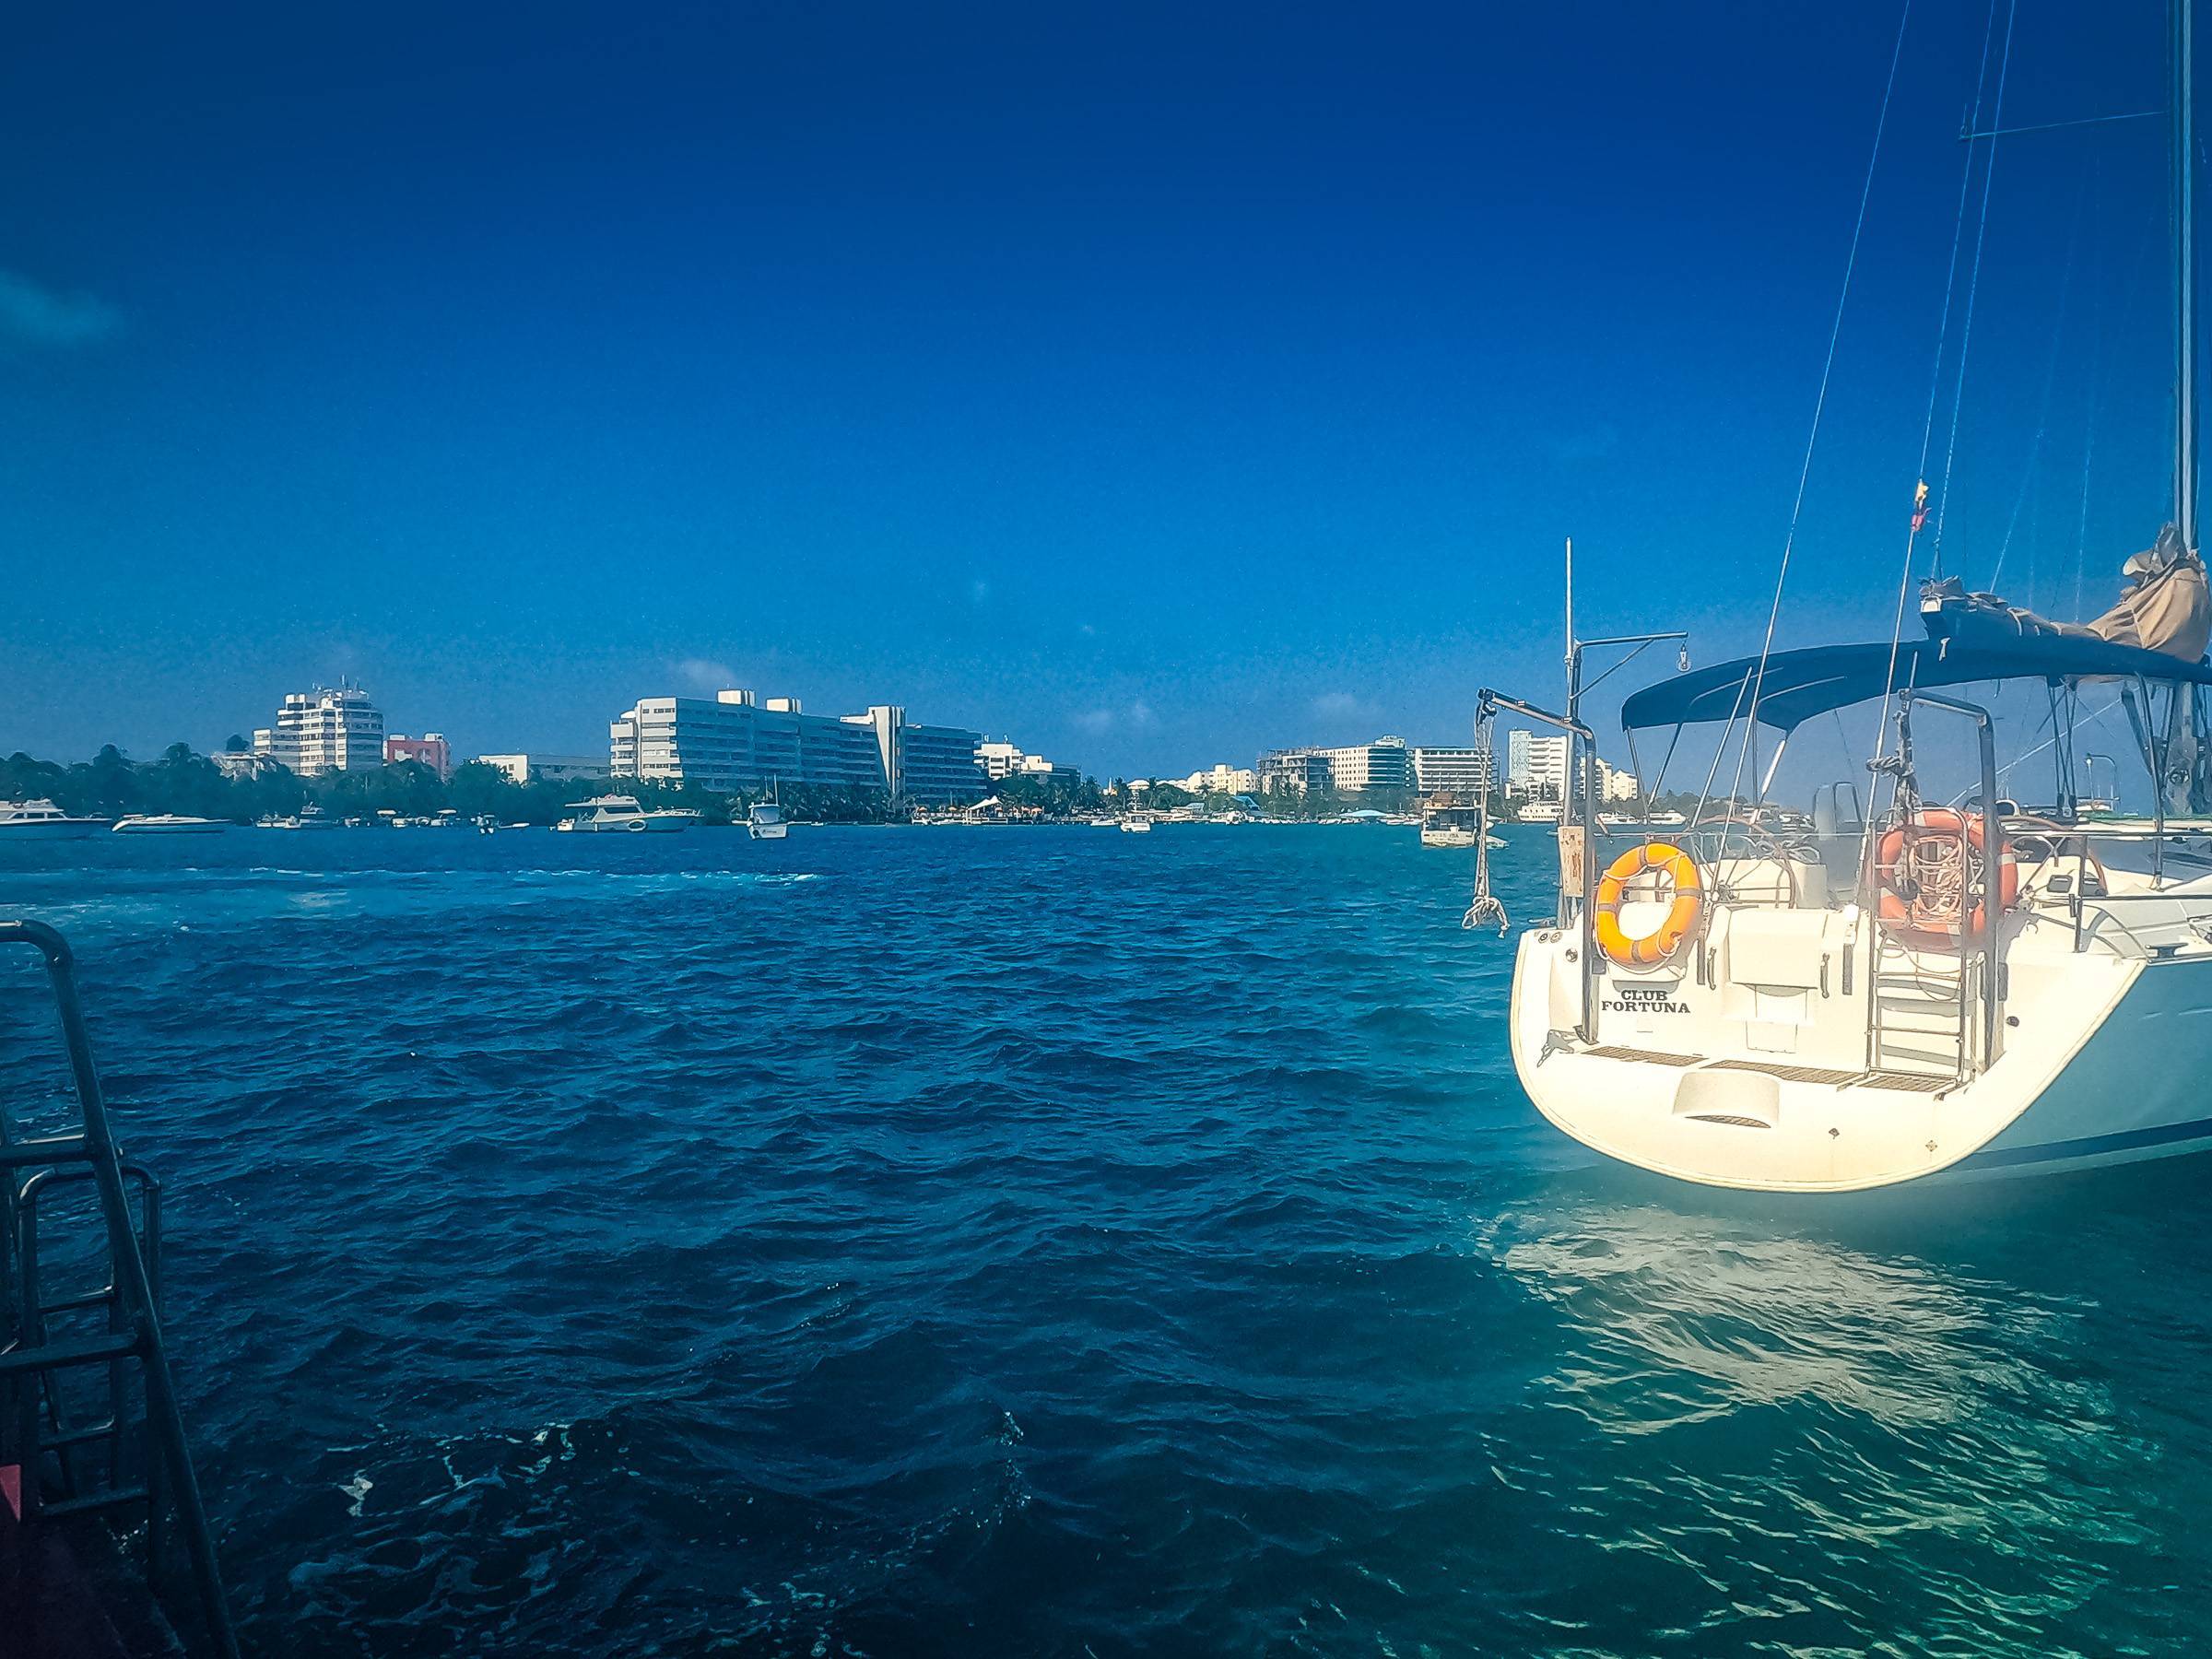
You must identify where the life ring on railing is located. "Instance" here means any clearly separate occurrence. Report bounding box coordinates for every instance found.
[1874,808,2018,948]
[1594,842,1704,968]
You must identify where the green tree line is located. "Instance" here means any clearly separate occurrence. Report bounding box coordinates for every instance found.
[1,744,1122,826]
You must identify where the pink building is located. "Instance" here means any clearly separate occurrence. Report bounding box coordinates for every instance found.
[384,733,453,781]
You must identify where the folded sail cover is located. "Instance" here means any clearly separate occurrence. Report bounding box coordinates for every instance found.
[1620,635,2212,732]
[1919,525,2212,661]
[1623,528,2212,732]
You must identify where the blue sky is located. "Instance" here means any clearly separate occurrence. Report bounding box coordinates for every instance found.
[0,1,2182,783]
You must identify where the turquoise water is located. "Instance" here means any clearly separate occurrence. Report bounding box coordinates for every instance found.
[3,826,2208,1656]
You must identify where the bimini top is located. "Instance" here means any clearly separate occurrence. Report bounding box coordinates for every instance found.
[1620,635,2212,733]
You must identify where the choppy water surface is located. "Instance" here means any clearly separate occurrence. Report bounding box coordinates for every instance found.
[3,827,2208,1656]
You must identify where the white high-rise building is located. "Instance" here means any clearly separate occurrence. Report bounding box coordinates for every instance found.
[1411,747,1495,796]
[255,686,385,776]
[1514,734,1571,801]
[609,689,988,804]
[1500,730,1639,805]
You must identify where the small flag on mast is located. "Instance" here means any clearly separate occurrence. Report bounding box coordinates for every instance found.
[1910,479,1930,533]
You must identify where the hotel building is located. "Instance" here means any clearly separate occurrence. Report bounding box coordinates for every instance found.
[1257,737,1414,795]
[254,686,385,776]
[609,689,988,803]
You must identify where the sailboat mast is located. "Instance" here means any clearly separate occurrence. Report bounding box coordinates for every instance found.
[2178,0,2198,549]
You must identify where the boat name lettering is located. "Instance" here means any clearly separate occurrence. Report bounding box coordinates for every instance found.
[1603,984,1690,1015]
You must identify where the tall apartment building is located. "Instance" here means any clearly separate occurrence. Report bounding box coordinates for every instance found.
[609,689,987,803]
[1410,746,1495,796]
[1505,731,1637,803]
[1513,733,1571,800]
[253,686,385,776]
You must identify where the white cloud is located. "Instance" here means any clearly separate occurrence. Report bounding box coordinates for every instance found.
[676,657,735,692]
[1075,700,1157,735]
[0,269,121,347]
[1311,690,1371,719]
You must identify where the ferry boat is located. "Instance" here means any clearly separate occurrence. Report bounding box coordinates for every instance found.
[1472,0,2212,1191]
[111,814,228,835]
[0,798,107,839]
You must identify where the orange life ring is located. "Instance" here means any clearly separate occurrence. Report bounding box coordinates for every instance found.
[1594,842,1704,968]
[1874,808,2019,948]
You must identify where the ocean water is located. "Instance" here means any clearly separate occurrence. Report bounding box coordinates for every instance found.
[3,825,2210,1657]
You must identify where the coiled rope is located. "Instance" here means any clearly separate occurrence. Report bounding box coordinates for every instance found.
[1464,707,1508,935]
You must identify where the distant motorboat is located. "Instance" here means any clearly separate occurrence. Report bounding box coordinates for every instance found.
[0,799,108,840]
[644,808,700,834]
[747,801,789,841]
[557,794,655,833]
[112,814,227,835]
[1420,799,1486,849]
[256,809,340,830]
[1120,816,1154,833]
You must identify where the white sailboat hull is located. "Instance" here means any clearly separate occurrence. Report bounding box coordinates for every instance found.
[1509,909,2212,1192]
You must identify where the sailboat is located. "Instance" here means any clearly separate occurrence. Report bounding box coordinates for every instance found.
[1476,0,2212,1190]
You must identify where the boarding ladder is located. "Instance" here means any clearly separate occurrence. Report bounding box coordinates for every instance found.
[1865,932,1979,1083]
[0,920,237,1657]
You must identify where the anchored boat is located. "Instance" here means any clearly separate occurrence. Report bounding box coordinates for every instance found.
[0,800,107,840]
[1484,630,2212,1191]
[1474,0,2212,1190]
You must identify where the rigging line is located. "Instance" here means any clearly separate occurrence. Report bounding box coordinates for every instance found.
[1989,163,2092,594]
[1930,0,2022,576]
[1945,699,2122,803]
[1693,0,1918,843]
[1854,1,2006,885]
[2075,152,2106,624]
[1963,107,2162,141]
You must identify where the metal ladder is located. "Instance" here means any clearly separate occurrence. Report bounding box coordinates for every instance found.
[0,920,238,1657]
[1866,932,1973,1082]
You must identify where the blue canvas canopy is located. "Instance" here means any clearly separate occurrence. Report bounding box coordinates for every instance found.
[1619,636,2212,733]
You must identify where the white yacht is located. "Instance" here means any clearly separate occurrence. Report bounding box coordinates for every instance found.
[556,794,653,833]
[112,815,228,835]
[0,799,107,839]
[645,808,700,834]
[746,801,788,841]
[1119,816,1154,834]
